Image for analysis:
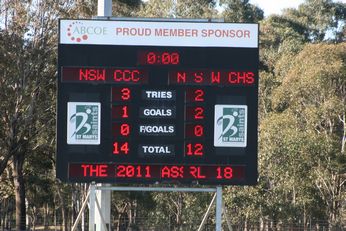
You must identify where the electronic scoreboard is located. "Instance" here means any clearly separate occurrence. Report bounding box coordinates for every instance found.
[56,19,259,185]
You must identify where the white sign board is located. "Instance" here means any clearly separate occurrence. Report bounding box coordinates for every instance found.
[60,19,258,48]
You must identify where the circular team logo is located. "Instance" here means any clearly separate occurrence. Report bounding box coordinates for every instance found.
[67,21,89,42]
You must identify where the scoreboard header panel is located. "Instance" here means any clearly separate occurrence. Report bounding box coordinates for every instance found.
[59,19,258,47]
[57,19,259,185]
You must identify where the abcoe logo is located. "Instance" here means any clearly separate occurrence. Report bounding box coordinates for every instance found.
[67,21,107,42]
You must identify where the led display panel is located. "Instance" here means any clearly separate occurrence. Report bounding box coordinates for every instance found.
[57,19,259,185]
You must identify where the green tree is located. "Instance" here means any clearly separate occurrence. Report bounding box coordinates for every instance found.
[139,0,216,18]
[0,0,58,229]
[111,191,155,230]
[269,42,346,227]
[259,14,307,75]
[113,0,142,17]
[281,0,346,42]
[147,191,213,230]
[220,0,264,23]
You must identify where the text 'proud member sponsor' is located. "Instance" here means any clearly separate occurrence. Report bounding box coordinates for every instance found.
[115,27,251,39]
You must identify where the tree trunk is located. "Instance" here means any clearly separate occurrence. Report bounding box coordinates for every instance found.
[44,203,49,230]
[1,198,8,231]
[63,204,69,231]
[57,187,67,231]
[54,207,57,231]
[303,206,307,231]
[62,206,67,231]
[12,152,26,231]
[260,217,264,231]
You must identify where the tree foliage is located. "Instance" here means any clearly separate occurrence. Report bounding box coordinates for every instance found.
[139,0,216,18]
[0,0,345,230]
[220,0,264,23]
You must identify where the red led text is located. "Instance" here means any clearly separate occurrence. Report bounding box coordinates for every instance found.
[189,166,206,179]
[62,67,148,84]
[79,68,106,81]
[114,69,140,82]
[161,166,184,178]
[69,164,245,181]
[81,164,108,177]
[116,165,151,178]
[170,70,255,86]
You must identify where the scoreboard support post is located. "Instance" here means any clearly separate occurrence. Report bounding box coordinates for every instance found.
[216,186,223,231]
[97,0,112,17]
[95,184,111,231]
[198,193,216,230]
[89,183,96,231]
[95,3,112,231]
[94,185,226,230]
[73,185,230,230]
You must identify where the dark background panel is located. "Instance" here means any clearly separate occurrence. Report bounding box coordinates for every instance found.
[57,44,258,185]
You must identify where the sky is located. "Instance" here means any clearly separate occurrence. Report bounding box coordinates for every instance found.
[250,0,346,17]
[249,0,305,16]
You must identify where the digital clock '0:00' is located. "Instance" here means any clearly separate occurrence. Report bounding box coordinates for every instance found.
[137,51,180,65]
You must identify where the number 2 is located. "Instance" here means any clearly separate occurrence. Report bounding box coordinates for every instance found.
[194,107,204,119]
[194,89,204,101]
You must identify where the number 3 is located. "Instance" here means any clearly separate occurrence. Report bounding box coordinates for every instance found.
[121,88,131,100]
